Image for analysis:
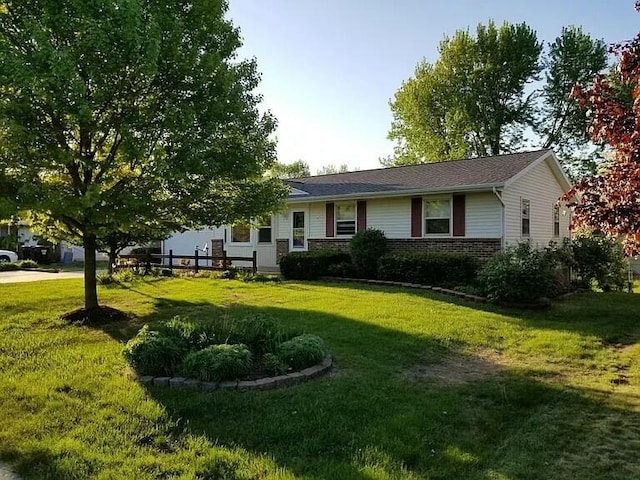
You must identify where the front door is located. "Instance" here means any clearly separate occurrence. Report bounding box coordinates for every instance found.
[292,211,307,251]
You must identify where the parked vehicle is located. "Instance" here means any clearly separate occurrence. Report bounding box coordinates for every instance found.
[0,249,18,263]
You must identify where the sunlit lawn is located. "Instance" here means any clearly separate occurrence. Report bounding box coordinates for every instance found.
[0,277,639,479]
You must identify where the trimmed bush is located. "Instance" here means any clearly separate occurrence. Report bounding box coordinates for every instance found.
[327,261,358,278]
[377,252,479,287]
[16,259,38,269]
[349,229,389,278]
[123,325,189,376]
[478,243,555,303]
[0,262,20,271]
[279,249,350,280]
[180,344,252,381]
[277,334,328,370]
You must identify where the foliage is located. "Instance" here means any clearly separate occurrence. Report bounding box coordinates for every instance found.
[0,0,287,309]
[536,26,608,175]
[180,344,252,382]
[270,160,311,179]
[478,243,556,303]
[349,229,389,279]
[16,259,38,269]
[122,325,188,376]
[279,249,351,280]
[0,261,18,271]
[0,229,17,250]
[571,233,628,292]
[277,334,328,370]
[377,252,479,287]
[316,164,350,175]
[562,7,640,254]
[386,22,607,167]
[261,352,286,376]
[387,20,542,164]
[326,261,358,278]
[236,271,281,283]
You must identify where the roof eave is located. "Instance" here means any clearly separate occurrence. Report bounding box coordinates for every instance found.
[285,183,505,203]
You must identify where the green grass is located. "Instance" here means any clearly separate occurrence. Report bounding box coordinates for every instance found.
[1,278,639,479]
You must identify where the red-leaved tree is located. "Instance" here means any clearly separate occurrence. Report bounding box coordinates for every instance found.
[563,2,640,254]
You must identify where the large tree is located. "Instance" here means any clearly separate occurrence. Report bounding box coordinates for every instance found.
[387,22,608,168]
[563,13,640,255]
[387,21,542,165]
[0,0,286,311]
[270,160,311,179]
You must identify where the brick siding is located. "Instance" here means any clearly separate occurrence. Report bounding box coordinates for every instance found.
[276,239,289,264]
[308,238,501,262]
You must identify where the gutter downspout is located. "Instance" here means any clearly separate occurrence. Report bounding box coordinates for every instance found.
[493,187,506,251]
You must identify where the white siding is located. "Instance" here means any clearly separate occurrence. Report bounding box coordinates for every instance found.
[503,158,571,247]
[465,192,502,238]
[163,229,218,255]
[366,197,411,238]
[308,202,325,239]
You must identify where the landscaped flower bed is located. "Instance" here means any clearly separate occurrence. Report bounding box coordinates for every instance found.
[123,315,332,390]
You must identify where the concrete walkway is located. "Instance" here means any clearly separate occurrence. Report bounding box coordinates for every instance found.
[0,270,84,284]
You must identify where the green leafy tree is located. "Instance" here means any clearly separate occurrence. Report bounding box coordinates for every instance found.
[270,160,311,178]
[316,163,351,175]
[537,26,608,176]
[0,0,286,310]
[387,21,542,165]
[387,22,608,169]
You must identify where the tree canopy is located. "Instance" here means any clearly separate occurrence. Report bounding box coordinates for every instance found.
[562,12,640,255]
[270,160,311,178]
[387,22,608,171]
[0,0,287,310]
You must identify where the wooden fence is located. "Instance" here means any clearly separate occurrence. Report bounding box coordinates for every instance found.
[116,249,257,274]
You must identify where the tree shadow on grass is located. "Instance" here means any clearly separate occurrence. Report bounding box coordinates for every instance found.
[95,295,640,479]
[315,280,640,346]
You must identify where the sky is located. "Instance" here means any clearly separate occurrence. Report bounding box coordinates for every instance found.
[226,1,640,173]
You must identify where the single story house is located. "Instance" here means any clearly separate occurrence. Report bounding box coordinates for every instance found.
[163,149,572,271]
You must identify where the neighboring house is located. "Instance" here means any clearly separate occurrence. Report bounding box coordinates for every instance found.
[163,149,572,271]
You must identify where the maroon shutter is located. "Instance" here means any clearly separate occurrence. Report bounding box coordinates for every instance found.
[453,194,465,237]
[411,197,422,237]
[326,202,335,237]
[357,201,367,232]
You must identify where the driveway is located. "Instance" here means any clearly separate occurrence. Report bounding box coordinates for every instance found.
[0,270,84,284]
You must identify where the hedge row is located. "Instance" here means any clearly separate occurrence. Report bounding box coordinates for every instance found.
[279,249,478,287]
[278,249,350,280]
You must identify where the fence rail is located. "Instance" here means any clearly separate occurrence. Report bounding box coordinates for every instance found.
[116,249,257,274]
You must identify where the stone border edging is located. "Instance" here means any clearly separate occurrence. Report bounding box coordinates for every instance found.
[320,277,488,303]
[135,354,333,392]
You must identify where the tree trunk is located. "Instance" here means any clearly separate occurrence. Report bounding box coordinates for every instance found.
[83,234,99,310]
[108,248,116,276]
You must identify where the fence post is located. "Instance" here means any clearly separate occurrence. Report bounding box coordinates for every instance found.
[194,249,199,274]
[222,250,227,270]
[252,250,257,274]
[169,249,173,272]
[145,253,151,275]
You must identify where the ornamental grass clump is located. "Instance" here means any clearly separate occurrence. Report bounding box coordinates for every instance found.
[180,344,252,381]
[123,325,189,376]
[277,334,328,370]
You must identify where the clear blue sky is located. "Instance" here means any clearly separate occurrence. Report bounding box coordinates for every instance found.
[226,0,639,172]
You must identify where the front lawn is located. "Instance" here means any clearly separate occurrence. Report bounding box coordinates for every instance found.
[1,278,639,479]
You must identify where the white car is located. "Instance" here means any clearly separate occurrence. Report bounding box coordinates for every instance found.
[0,249,18,263]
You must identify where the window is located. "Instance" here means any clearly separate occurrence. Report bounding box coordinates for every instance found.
[521,199,530,237]
[553,205,560,237]
[292,211,305,248]
[257,216,272,244]
[336,202,356,235]
[424,198,451,235]
[231,224,250,243]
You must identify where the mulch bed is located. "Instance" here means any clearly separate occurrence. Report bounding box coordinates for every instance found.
[61,306,131,325]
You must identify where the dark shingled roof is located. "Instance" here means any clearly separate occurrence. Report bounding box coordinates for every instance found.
[285,150,551,199]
